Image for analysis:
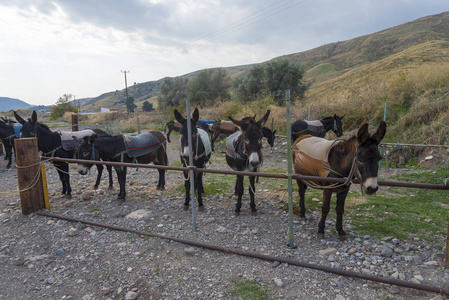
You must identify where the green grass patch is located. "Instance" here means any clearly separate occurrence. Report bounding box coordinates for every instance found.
[224,278,272,300]
[345,167,449,240]
[87,206,100,213]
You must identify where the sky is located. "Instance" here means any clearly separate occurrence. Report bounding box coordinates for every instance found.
[0,0,448,106]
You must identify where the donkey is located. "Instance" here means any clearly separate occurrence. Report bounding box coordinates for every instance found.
[73,131,168,201]
[225,110,270,215]
[0,120,20,168]
[291,114,345,141]
[174,108,212,211]
[292,121,386,240]
[14,111,113,198]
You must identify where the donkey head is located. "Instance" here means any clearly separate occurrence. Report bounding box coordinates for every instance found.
[355,120,387,195]
[229,110,270,169]
[174,108,200,160]
[73,134,98,175]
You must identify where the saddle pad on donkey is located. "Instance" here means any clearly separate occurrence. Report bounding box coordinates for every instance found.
[292,135,340,177]
[123,133,162,158]
[226,131,242,159]
[220,121,236,131]
[304,120,323,135]
[197,128,212,156]
[60,129,96,151]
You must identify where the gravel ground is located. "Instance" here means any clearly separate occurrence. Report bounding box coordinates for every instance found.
[1,133,448,300]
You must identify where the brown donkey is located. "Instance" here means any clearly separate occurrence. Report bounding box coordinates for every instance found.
[292,121,386,240]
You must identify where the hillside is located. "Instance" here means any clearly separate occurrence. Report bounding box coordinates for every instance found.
[80,11,449,115]
[0,97,32,112]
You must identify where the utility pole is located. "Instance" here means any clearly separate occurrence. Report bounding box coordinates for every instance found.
[121,70,130,114]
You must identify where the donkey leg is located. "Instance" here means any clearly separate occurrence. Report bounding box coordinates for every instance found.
[94,164,104,189]
[318,189,332,238]
[234,175,244,216]
[249,176,257,216]
[335,189,349,240]
[183,171,191,210]
[115,167,127,201]
[156,168,166,191]
[195,173,205,211]
[296,180,307,220]
[106,165,114,189]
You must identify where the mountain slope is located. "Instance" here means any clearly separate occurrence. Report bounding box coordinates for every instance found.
[0,97,32,112]
[80,11,449,113]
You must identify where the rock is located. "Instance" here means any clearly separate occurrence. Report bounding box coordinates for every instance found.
[125,209,153,220]
[273,278,285,288]
[335,295,345,300]
[68,227,79,236]
[125,291,138,300]
[381,248,393,258]
[272,261,281,268]
[47,277,55,284]
[55,248,65,256]
[185,247,196,255]
[319,248,337,256]
[80,191,92,201]
[216,226,227,233]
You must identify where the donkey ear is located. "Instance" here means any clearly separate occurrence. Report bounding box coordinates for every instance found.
[192,108,199,123]
[174,109,185,124]
[356,123,370,146]
[229,116,247,130]
[14,111,26,125]
[371,121,387,144]
[31,111,37,124]
[341,114,346,120]
[256,110,270,127]
[87,135,97,145]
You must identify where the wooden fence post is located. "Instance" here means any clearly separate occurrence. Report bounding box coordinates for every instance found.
[72,114,79,132]
[137,117,141,134]
[15,138,45,215]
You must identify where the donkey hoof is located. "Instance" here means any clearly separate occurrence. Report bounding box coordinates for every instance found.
[6,165,11,169]
[251,211,258,216]
[198,206,205,212]
[299,217,306,222]
[183,205,189,211]
[339,235,348,241]
[118,198,125,203]
[94,185,99,190]
[318,233,325,239]
[108,186,114,190]
[66,195,72,199]
[234,211,240,217]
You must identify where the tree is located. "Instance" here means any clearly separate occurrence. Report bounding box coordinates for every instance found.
[233,58,307,105]
[50,94,78,120]
[186,68,231,105]
[142,101,155,112]
[157,77,189,109]
[127,96,137,113]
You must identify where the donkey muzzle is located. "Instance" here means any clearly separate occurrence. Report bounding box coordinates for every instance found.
[248,152,260,167]
[363,177,379,195]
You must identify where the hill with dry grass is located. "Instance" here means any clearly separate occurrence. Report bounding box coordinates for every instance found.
[78,11,449,146]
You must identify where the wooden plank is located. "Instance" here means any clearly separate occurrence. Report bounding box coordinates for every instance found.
[15,138,45,215]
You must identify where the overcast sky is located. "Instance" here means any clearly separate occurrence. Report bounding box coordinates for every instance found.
[1,0,448,106]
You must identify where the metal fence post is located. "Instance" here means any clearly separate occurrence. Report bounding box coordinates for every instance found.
[186,100,197,232]
[286,89,295,248]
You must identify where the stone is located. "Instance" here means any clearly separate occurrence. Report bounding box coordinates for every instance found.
[381,248,393,258]
[273,278,285,288]
[55,248,65,256]
[80,192,92,201]
[125,291,138,300]
[319,248,337,256]
[125,209,153,220]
